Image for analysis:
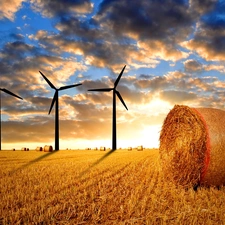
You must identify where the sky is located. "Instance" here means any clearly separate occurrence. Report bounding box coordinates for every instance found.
[0,0,225,150]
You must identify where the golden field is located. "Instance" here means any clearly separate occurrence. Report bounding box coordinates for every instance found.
[0,149,225,224]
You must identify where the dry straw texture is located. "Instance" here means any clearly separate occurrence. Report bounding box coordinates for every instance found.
[159,105,225,188]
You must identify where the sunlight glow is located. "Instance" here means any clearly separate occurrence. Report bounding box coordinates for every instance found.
[141,125,161,148]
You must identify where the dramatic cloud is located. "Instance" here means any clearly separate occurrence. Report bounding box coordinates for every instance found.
[96,0,193,41]
[184,59,202,72]
[93,0,217,62]
[0,0,25,21]
[204,64,225,73]
[1,0,225,149]
[30,0,93,17]
[189,0,217,14]
[138,40,189,62]
[183,1,225,61]
[160,90,197,104]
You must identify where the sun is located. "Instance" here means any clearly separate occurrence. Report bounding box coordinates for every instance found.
[141,125,162,148]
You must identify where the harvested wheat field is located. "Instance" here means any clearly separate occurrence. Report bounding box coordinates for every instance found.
[1,150,225,224]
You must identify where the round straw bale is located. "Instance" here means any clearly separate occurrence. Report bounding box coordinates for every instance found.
[36,146,43,151]
[137,145,143,151]
[100,147,106,151]
[159,105,225,187]
[21,147,26,151]
[43,145,53,152]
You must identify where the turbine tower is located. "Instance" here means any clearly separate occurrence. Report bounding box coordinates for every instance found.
[0,88,23,150]
[39,71,82,151]
[88,65,128,151]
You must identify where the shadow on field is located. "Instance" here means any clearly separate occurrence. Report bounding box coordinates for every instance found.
[9,149,116,176]
[10,151,58,175]
[8,150,141,198]
[78,149,117,178]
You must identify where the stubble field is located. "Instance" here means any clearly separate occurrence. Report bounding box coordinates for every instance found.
[0,149,225,224]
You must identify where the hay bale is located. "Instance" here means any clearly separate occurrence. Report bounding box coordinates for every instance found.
[137,145,143,151]
[128,147,132,151]
[43,145,53,152]
[100,147,106,151]
[36,147,43,151]
[12,148,15,151]
[27,148,29,151]
[159,105,225,187]
[21,147,26,151]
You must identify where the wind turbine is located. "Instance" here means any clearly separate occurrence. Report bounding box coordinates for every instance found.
[39,71,82,151]
[88,65,128,151]
[0,88,23,150]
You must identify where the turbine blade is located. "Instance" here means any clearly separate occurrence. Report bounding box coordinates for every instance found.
[39,71,56,90]
[1,88,23,100]
[49,91,57,114]
[59,83,82,91]
[116,90,128,110]
[114,65,126,88]
[88,88,113,92]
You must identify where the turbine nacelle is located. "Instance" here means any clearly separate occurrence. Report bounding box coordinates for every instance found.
[39,71,82,114]
[88,65,128,110]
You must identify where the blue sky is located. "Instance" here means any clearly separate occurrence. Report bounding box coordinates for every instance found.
[0,0,225,150]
